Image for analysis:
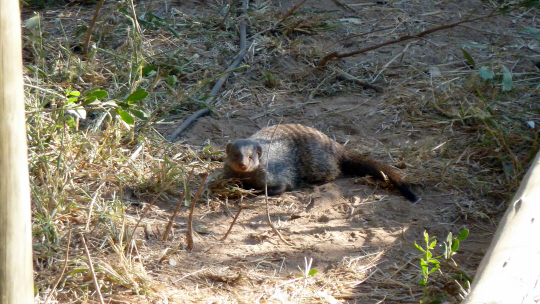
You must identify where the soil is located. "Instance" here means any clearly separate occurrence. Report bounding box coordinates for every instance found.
[28,0,540,302]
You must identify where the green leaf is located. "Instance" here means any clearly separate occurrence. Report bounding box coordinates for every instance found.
[68,90,81,97]
[142,64,156,76]
[479,66,495,80]
[165,24,181,38]
[423,230,429,243]
[129,108,149,120]
[461,48,475,68]
[457,229,469,241]
[462,41,488,49]
[414,242,425,252]
[451,238,460,252]
[427,259,440,265]
[117,108,134,125]
[167,75,178,85]
[124,88,148,102]
[419,278,427,286]
[87,90,108,99]
[429,239,437,249]
[80,90,108,107]
[521,27,540,39]
[67,97,78,104]
[502,66,513,91]
[308,268,318,276]
[82,87,104,97]
[64,116,76,128]
[429,263,440,274]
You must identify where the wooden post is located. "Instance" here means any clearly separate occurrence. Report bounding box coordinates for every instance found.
[0,0,35,302]
[463,152,540,303]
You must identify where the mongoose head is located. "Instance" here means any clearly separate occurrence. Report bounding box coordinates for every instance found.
[225,139,262,172]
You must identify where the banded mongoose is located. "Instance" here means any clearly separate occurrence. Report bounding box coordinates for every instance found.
[223,124,418,202]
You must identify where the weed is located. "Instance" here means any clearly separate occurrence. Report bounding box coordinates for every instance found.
[415,229,471,303]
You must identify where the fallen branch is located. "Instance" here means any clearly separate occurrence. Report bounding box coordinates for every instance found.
[83,0,106,55]
[318,11,498,67]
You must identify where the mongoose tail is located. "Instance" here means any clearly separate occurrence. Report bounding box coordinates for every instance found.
[340,151,419,202]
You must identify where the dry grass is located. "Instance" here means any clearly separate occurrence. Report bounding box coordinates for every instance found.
[25,0,539,303]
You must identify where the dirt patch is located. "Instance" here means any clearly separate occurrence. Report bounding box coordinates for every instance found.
[26,0,539,303]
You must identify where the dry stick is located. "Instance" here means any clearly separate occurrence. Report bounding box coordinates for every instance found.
[263,122,292,246]
[253,0,307,36]
[80,233,105,304]
[166,0,249,141]
[82,0,106,55]
[186,173,209,251]
[331,67,383,93]
[43,229,72,304]
[221,195,244,241]
[318,12,499,67]
[274,0,307,28]
[162,168,195,241]
[372,42,411,83]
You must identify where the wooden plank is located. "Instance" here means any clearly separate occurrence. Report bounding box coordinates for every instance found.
[463,152,540,303]
[0,0,35,302]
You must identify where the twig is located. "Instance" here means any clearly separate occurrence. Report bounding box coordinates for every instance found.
[172,267,207,283]
[331,67,384,92]
[372,43,411,83]
[43,229,72,304]
[80,233,104,304]
[23,83,67,100]
[166,0,250,141]
[274,0,307,29]
[162,168,194,241]
[221,195,244,241]
[186,173,209,250]
[83,0,106,55]
[318,11,499,66]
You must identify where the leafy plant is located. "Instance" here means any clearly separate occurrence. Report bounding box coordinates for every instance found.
[461,48,514,91]
[415,229,471,303]
[415,230,440,288]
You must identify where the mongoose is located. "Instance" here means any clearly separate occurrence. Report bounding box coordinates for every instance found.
[223,124,418,202]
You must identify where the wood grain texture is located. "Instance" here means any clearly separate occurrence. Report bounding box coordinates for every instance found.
[0,0,34,302]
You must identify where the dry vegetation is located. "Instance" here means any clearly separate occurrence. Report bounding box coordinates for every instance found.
[24,0,539,303]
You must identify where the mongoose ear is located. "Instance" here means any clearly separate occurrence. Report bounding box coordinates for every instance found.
[226,143,232,155]
[256,145,262,158]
